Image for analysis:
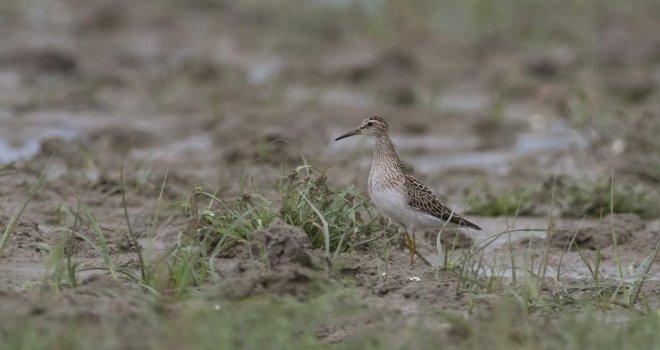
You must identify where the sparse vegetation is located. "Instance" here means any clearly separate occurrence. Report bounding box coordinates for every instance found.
[189,190,275,252]
[0,166,46,255]
[5,288,660,349]
[278,166,395,254]
[628,159,660,184]
[465,184,535,217]
[184,166,396,259]
[555,175,660,219]
[3,0,660,348]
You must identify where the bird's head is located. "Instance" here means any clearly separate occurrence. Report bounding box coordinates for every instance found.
[334,116,389,141]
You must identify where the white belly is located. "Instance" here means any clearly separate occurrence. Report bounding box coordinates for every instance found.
[370,189,444,230]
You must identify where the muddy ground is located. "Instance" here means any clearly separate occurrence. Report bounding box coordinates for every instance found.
[2,0,660,348]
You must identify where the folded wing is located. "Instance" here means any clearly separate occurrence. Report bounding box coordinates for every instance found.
[404,175,481,230]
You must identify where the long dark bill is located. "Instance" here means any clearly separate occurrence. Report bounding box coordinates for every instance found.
[334,129,360,141]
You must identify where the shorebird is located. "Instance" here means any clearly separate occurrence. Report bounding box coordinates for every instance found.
[335,116,481,266]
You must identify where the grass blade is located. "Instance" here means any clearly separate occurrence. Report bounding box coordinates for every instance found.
[78,203,116,277]
[0,165,48,254]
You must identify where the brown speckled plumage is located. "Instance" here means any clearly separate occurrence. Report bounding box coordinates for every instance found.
[403,174,481,230]
[335,115,481,265]
[365,118,480,230]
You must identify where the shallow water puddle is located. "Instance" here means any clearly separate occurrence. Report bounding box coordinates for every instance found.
[470,256,660,283]
[442,216,660,282]
[129,134,214,162]
[0,111,129,164]
[0,114,80,163]
[328,111,587,175]
[0,110,212,166]
[434,92,491,114]
[411,117,586,175]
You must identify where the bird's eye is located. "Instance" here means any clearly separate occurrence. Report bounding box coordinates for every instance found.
[367,122,374,126]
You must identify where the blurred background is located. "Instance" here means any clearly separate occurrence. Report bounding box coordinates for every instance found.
[2,0,660,202]
[4,3,660,347]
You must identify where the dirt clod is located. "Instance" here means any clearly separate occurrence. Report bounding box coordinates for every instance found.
[1,48,77,74]
[221,263,318,299]
[346,49,418,83]
[242,219,313,268]
[0,216,44,249]
[218,220,319,299]
[89,126,153,155]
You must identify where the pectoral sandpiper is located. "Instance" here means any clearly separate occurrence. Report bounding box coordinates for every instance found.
[335,116,481,266]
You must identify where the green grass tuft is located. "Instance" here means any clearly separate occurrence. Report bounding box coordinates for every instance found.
[189,166,393,258]
[465,184,535,217]
[278,167,389,254]
[555,175,660,218]
[189,190,275,253]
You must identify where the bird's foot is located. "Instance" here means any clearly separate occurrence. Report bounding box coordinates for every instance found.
[414,250,432,266]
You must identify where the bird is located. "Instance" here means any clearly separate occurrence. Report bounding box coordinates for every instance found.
[335,116,481,266]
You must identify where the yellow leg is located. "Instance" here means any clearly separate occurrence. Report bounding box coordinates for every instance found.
[404,229,431,266]
[403,231,414,265]
[410,230,416,265]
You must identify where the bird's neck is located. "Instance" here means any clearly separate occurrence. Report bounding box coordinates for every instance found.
[372,134,406,173]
